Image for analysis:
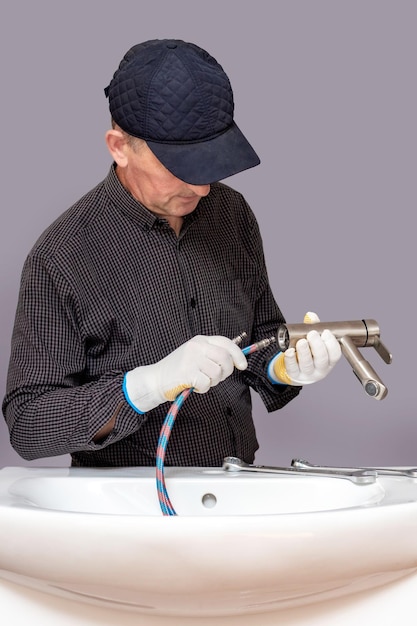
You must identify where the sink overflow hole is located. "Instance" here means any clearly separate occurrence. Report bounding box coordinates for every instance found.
[202,493,217,509]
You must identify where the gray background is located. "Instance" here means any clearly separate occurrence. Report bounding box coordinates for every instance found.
[0,0,415,469]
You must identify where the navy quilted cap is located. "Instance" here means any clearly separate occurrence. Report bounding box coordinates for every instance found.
[105,39,260,184]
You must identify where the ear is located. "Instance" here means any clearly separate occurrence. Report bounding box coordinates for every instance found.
[105,129,129,167]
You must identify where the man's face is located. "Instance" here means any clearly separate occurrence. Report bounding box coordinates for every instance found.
[117,140,211,221]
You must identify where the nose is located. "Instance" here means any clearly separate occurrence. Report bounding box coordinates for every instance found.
[187,183,211,197]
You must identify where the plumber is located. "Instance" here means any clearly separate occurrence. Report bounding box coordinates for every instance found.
[2,39,341,468]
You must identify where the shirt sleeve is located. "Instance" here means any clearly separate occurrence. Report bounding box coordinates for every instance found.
[2,253,144,460]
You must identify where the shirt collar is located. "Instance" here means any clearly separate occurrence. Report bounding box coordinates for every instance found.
[104,163,160,230]
[104,163,205,231]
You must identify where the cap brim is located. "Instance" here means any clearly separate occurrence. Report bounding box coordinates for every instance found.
[146,122,260,185]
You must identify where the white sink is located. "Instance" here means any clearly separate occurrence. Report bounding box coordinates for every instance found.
[1,465,417,620]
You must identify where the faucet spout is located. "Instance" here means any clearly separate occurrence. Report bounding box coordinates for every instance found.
[339,335,388,400]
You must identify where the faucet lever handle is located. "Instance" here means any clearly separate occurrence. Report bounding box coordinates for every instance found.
[373,336,393,365]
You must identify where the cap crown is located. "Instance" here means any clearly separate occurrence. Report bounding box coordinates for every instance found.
[107,39,234,143]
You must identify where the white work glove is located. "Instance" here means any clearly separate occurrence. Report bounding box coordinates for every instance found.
[123,335,248,413]
[268,312,342,386]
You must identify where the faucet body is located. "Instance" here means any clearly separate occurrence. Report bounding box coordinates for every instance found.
[277,319,392,400]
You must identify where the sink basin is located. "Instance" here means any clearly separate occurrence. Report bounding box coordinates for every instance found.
[3,465,384,515]
[1,465,417,618]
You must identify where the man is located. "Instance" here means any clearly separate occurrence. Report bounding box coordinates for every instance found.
[2,39,341,467]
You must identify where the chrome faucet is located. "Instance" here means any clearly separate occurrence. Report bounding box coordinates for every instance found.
[277,319,392,400]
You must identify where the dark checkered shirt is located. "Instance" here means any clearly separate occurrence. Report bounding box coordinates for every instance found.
[3,165,301,467]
